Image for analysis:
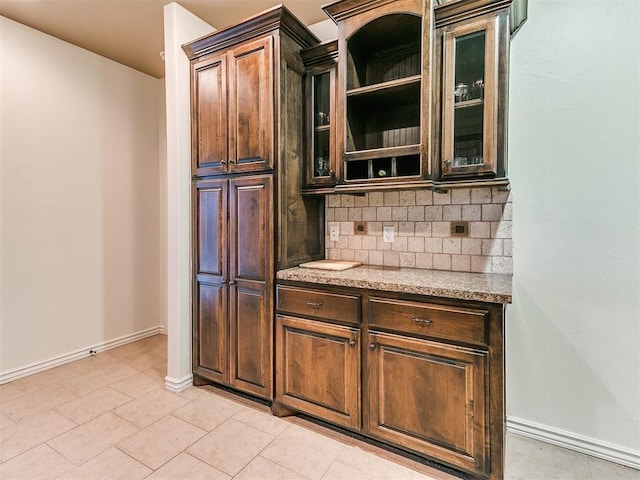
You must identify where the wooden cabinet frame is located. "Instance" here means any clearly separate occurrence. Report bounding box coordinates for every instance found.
[186,6,325,402]
[274,281,506,480]
[193,176,274,399]
[437,12,509,181]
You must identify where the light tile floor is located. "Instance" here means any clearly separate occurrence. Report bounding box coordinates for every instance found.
[0,335,637,480]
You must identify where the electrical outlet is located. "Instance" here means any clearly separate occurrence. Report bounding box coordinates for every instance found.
[354,221,367,235]
[329,225,340,242]
[383,225,394,243]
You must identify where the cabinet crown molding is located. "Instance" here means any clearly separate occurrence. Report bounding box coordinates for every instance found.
[435,0,527,33]
[301,40,339,67]
[322,0,402,23]
[183,5,319,60]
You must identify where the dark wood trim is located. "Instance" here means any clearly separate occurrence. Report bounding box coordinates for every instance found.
[323,0,402,23]
[301,40,339,67]
[434,0,512,27]
[183,5,319,60]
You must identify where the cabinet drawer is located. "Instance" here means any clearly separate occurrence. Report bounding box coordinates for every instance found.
[368,297,488,346]
[276,286,360,325]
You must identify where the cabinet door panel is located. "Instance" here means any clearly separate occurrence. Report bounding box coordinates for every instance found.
[366,331,487,475]
[276,315,360,429]
[230,176,272,281]
[440,15,503,180]
[196,180,227,279]
[194,180,229,383]
[229,36,274,173]
[195,282,228,383]
[193,53,228,176]
[229,175,273,399]
[230,284,271,398]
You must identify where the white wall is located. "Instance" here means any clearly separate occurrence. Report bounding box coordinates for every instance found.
[507,0,640,467]
[162,3,214,392]
[0,16,162,377]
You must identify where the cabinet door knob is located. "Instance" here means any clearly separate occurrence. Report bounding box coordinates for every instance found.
[368,343,376,351]
[349,339,356,347]
[412,317,432,326]
[220,160,227,165]
[229,159,236,164]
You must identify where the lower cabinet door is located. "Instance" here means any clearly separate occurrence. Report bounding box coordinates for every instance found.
[365,331,488,476]
[276,315,361,430]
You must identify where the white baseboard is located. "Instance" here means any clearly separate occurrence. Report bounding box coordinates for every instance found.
[0,326,165,385]
[164,374,193,393]
[507,416,640,470]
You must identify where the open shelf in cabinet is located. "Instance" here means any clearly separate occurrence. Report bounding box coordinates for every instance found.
[344,12,423,166]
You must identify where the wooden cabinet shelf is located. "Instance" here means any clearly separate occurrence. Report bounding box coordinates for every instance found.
[346,75,421,99]
[454,97,484,109]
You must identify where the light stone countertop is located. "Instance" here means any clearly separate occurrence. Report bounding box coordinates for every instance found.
[276,265,512,304]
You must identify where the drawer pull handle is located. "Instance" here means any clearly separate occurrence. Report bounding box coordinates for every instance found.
[412,317,433,326]
[306,301,323,309]
[368,343,376,351]
[349,340,356,348]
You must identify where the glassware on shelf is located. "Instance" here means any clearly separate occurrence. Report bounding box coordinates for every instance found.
[317,111,329,126]
[454,83,469,102]
[471,79,484,100]
[315,157,329,177]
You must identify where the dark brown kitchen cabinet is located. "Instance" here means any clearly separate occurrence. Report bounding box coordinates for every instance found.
[275,314,361,429]
[365,331,488,476]
[194,176,273,398]
[186,7,325,401]
[434,2,510,181]
[301,0,525,192]
[274,281,506,480]
[365,295,492,478]
[191,36,273,176]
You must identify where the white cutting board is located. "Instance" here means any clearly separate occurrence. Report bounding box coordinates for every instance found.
[298,260,362,271]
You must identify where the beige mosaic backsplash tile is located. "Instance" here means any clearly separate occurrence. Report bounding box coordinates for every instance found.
[326,187,512,274]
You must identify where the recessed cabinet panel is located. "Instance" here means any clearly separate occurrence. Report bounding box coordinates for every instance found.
[231,285,271,396]
[197,183,227,277]
[229,36,274,172]
[230,177,271,281]
[276,315,361,429]
[196,282,228,383]
[193,54,228,175]
[366,331,487,475]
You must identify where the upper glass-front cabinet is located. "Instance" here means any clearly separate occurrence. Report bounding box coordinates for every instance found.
[312,71,332,179]
[438,12,508,180]
[302,41,338,188]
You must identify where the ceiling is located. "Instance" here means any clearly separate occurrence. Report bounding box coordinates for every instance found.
[0,0,330,78]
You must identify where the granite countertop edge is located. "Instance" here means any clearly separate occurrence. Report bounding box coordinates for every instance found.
[276,266,512,304]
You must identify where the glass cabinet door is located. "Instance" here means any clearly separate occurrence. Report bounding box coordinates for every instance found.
[313,72,331,178]
[305,66,336,187]
[441,16,500,179]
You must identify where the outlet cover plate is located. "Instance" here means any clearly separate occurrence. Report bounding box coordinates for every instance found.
[383,225,394,243]
[329,225,340,242]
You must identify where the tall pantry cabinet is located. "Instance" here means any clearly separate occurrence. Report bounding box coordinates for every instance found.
[183,7,324,401]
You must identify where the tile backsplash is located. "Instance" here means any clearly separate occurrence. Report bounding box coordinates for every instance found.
[325,187,512,274]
